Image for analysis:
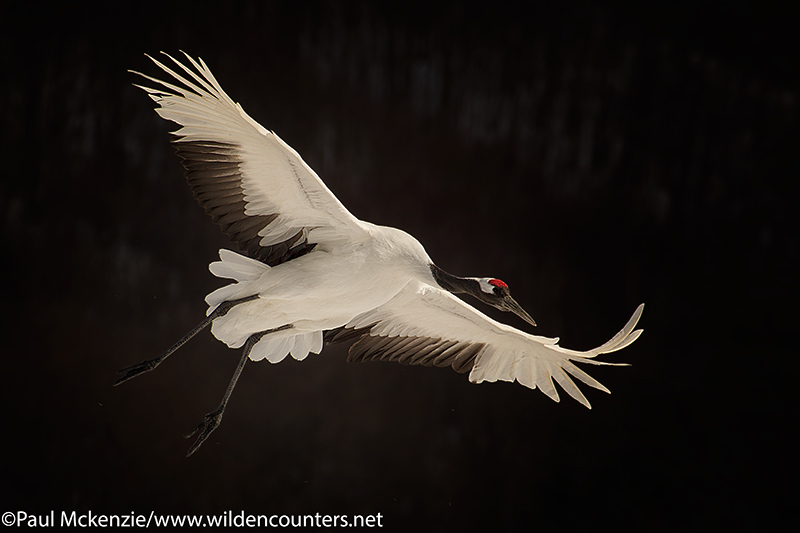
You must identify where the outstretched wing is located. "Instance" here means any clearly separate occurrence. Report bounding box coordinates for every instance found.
[327,282,644,408]
[133,52,368,265]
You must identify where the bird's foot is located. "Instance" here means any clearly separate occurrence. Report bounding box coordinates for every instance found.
[184,408,224,457]
[114,358,163,386]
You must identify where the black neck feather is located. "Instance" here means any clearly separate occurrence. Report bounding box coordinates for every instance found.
[430,264,478,296]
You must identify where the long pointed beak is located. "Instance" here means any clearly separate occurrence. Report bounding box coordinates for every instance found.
[502,295,537,327]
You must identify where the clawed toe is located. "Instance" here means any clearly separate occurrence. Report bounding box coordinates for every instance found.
[114,359,162,386]
[185,410,223,457]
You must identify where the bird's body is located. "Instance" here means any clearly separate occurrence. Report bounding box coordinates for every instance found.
[206,223,433,357]
[119,52,644,456]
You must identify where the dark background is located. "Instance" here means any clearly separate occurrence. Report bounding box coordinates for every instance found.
[2,1,795,530]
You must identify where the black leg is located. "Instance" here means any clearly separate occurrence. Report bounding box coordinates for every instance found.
[114,295,260,386]
[184,325,292,457]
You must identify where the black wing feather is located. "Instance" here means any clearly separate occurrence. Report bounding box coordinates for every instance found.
[325,326,483,374]
[173,140,317,266]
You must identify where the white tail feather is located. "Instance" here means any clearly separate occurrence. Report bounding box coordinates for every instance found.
[209,249,269,281]
[205,249,269,312]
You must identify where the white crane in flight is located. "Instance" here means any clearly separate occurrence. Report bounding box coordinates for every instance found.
[118,52,644,456]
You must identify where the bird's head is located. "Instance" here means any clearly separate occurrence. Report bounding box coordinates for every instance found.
[429,265,537,327]
[473,278,537,327]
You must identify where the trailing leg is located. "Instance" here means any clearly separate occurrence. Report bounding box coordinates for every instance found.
[184,324,292,457]
[114,294,260,386]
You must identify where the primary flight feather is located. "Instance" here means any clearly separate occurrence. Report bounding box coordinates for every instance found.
[119,52,644,456]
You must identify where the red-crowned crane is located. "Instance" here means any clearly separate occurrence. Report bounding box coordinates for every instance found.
[118,52,644,456]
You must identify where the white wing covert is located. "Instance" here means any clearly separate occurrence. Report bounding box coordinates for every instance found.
[327,282,644,408]
[133,52,367,265]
